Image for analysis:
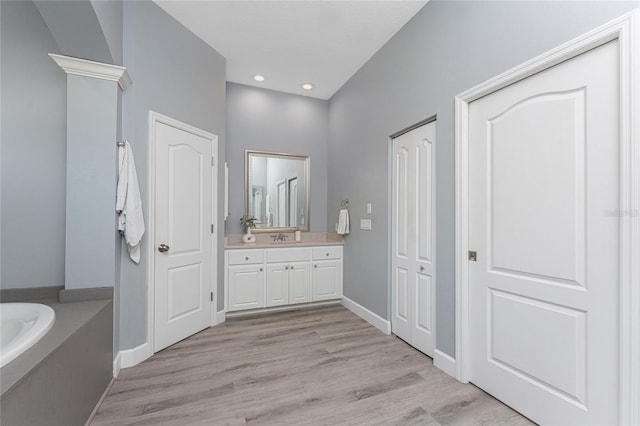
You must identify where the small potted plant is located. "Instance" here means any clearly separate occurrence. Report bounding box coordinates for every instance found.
[240,214,257,243]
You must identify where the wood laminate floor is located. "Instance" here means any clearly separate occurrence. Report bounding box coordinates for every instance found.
[92,306,533,425]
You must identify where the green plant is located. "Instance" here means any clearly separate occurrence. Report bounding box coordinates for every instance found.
[240,215,257,229]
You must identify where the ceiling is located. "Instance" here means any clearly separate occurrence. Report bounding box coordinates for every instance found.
[153,1,428,100]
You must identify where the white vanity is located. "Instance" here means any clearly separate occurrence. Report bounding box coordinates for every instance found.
[228,150,343,314]
[225,239,343,313]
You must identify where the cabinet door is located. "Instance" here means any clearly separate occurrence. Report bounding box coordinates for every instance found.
[289,262,311,304]
[227,265,265,311]
[266,264,289,307]
[312,260,342,301]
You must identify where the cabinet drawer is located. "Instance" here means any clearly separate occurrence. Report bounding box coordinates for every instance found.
[227,250,265,265]
[312,246,342,260]
[266,248,311,263]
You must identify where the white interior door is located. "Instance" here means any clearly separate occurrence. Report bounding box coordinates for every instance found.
[289,178,298,227]
[154,119,214,353]
[277,181,286,227]
[468,40,619,425]
[391,121,436,357]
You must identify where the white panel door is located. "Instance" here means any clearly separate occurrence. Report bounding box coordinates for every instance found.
[228,265,265,311]
[266,264,289,306]
[289,262,311,304]
[154,120,213,352]
[468,40,619,425]
[312,260,341,301]
[391,121,436,357]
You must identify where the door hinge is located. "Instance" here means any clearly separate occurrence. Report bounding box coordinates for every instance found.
[211,156,215,166]
[468,251,477,262]
[211,224,214,234]
[210,292,214,302]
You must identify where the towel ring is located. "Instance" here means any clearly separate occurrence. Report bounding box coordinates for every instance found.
[340,199,349,208]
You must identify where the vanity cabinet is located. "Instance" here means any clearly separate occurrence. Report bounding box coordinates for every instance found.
[227,251,265,311]
[228,265,264,311]
[311,247,343,301]
[225,245,342,312]
[266,262,311,306]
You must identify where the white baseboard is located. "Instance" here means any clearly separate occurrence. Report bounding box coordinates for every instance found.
[112,352,121,378]
[225,300,340,318]
[120,342,152,369]
[434,349,456,378]
[341,296,391,335]
[214,309,226,325]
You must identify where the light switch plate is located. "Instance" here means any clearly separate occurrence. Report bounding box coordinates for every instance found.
[360,219,372,230]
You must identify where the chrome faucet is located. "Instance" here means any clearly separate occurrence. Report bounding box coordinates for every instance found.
[271,233,288,242]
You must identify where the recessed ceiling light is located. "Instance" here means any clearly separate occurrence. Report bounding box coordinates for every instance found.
[253,74,265,82]
[302,83,314,90]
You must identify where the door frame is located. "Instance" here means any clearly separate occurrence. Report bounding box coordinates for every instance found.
[147,111,219,356]
[388,115,437,346]
[454,10,640,424]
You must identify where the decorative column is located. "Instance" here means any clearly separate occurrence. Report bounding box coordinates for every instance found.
[50,54,131,290]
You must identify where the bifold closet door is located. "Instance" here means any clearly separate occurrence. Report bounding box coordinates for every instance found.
[391,121,436,357]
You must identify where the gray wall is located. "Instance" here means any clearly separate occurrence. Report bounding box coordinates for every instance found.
[91,0,123,65]
[327,0,640,357]
[119,0,226,349]
[0,0,66,289]
[226,83,328,235]
[64,75,119,289]
[34,0,115,64]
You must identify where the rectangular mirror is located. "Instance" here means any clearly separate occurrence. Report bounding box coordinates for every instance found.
[246,150,309,232]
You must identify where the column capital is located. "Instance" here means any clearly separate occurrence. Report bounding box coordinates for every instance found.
[49,53,131,90]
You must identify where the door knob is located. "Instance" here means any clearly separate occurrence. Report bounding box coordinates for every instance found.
[158,244,170,253]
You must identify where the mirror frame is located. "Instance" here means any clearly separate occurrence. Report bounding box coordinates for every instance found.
[245,150,310,233]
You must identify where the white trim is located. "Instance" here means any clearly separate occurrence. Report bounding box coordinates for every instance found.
[433,349,456,379]
[120,342,151,369]
[112,352,121,378]
[454,10,640,424]
[214,309,226,326]
[341,296,391,335]
[48,53,132,90]
[148,111,219,355]
[225,300,340,319]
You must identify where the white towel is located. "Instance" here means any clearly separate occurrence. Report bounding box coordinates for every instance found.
[116,141,145,263]
[337,208,350,235]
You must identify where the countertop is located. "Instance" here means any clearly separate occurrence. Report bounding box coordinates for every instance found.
[225,232,344,249]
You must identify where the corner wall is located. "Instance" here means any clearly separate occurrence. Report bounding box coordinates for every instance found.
[0,0,66,289]
[225,83,329,235]
[119,0,226,350]
[327,0,640,357]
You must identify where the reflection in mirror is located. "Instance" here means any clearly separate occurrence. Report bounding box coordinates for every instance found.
[246,151,309,232]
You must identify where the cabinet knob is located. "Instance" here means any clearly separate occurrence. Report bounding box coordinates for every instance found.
[158,244,170,253]
[285,266,289,270]
[245,257,249,261]
[314,264,317,268]
[259,268,263,272]
[326,253,329,256]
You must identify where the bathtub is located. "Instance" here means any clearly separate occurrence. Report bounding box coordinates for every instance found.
[1,303,55,368]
